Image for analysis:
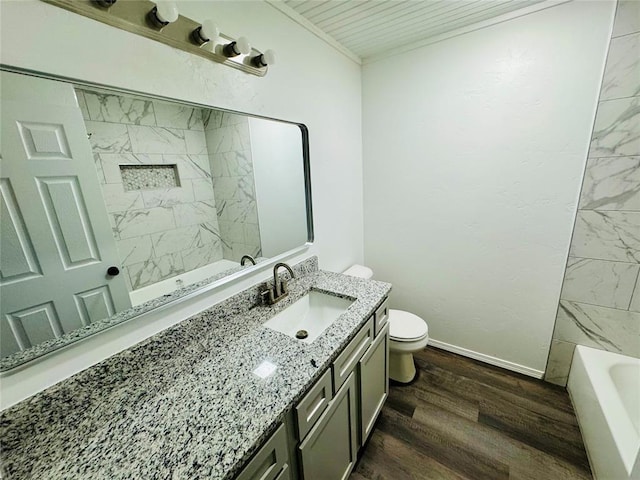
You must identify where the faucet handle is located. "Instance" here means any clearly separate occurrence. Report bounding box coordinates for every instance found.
[260,286,274,305]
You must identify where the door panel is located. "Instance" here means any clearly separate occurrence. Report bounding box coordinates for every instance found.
[36,176,100,267]
[0,179,41,281]
[0,71,131,358]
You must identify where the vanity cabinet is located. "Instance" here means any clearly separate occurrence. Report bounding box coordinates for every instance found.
[238,296,390,480]
[298,372,358,480]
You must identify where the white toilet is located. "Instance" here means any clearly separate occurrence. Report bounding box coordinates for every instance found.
[343,265,429,383]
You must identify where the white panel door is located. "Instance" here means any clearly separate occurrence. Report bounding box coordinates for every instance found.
[0,71,131,357]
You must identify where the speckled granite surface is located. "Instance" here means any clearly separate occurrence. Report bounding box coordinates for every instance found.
[0,259,270,371]
[0,257,391,480]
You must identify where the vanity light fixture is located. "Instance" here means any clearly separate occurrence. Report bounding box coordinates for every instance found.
[191,19,219,46]
[223,36,251,57]
[148,0,179,29]
[42,0,272,77]
[252,49,276,68]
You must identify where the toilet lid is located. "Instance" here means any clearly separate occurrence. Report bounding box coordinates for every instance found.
[389,309,428,341]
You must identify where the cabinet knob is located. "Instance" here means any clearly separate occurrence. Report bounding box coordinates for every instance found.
[107,266,120,276]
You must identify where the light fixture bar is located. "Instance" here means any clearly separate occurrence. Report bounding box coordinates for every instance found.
[41,0,270,77]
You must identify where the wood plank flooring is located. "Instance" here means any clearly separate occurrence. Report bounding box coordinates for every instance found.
[351,347,592,480]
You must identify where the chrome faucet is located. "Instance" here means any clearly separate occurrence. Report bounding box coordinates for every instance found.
[240,255,256,266]
[261,262,296,305]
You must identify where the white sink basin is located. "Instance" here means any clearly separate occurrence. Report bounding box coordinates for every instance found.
[263,291,354,343]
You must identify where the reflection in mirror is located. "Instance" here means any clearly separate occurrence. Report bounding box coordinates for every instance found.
[0,70,310,366]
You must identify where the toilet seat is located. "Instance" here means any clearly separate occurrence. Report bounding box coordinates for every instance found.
[388,309,428,342]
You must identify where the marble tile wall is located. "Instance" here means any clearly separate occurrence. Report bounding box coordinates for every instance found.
[78,89,224,291]
[545,1,640,386]
[202,110,262,262]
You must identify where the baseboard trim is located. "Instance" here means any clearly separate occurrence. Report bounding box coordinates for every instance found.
[428,339,545,379]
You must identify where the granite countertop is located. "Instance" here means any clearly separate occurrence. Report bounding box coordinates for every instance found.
[0,257,391,479]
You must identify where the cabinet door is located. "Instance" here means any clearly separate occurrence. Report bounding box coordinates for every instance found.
[299,372,358,480]
[359,322,389,446]
[237,424,290,480]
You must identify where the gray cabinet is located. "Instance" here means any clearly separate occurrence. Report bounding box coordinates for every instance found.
[298,372,358,480]
[358,322,389,445]
[237,424,291,480]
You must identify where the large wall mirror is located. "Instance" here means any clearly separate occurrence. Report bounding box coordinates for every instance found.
[0,68,312,369]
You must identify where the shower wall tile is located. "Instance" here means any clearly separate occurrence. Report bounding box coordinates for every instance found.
[128,253,185,291]
[547,17,640,386]
[192,179,215,201]
[76,91,90,121]
[205,123,251,154]
[151,225,202,257]
[612,0,640,38]
[112,207,176,239]
[184,130,208,155]
[83,90,155,126]
[600,33,640,101]
[588,96,640,158]
[630,276,640,312]
[100,183,145,213]
[141,184,195,208]
[173,154,212,180]
[199,222,224,246]
[578,156,640,210]
[128,125,187,154]
[99,153,164,184]
[80,87,225,291]
[182,244,224,271]
[85,121,131,153]
[569,210,640,263]
[153,103,203,130]
[560,257,639,309]
[116,236,153,266]
[93,153,106,184]
[173,201,218,227]
[545,340,576,386]
[554,300,640,356]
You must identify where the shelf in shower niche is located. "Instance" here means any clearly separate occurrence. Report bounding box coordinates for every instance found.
[120,164,180,191]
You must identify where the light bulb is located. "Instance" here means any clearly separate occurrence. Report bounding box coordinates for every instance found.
[252,49,276,68]
[223,36,251,57]
[154,1,179,24]
[192,19,219,45]
[235,36,251,55]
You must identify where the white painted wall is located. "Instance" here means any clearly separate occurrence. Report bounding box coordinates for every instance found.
[362,0,616,375]
[249,118,308,257]
[0,0,363,408]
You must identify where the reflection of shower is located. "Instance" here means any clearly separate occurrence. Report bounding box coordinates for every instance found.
[77,87,262,296]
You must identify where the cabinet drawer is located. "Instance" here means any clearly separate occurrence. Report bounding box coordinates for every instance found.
[374,298,389,337]
[236,424,289,480]
[332,317,374,392]
[296,368,333,440]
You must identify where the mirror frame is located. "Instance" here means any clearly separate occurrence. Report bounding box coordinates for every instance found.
[0,64,314,371]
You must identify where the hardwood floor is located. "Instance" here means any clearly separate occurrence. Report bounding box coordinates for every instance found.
[351,347,592,480]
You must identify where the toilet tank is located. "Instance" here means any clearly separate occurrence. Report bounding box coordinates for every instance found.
[343,264,373,279]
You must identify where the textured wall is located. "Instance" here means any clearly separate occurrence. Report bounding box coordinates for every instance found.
[362,0,615,375]
[78,88,224,290]
[545,1,640,386]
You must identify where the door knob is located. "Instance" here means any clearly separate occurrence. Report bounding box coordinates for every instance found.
[107,266,120,276]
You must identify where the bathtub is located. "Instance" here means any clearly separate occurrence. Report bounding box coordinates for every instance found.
[129,259,239,306]
[568,346,640,480]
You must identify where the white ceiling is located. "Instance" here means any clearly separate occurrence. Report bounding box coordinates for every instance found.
[276,0,548,62]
